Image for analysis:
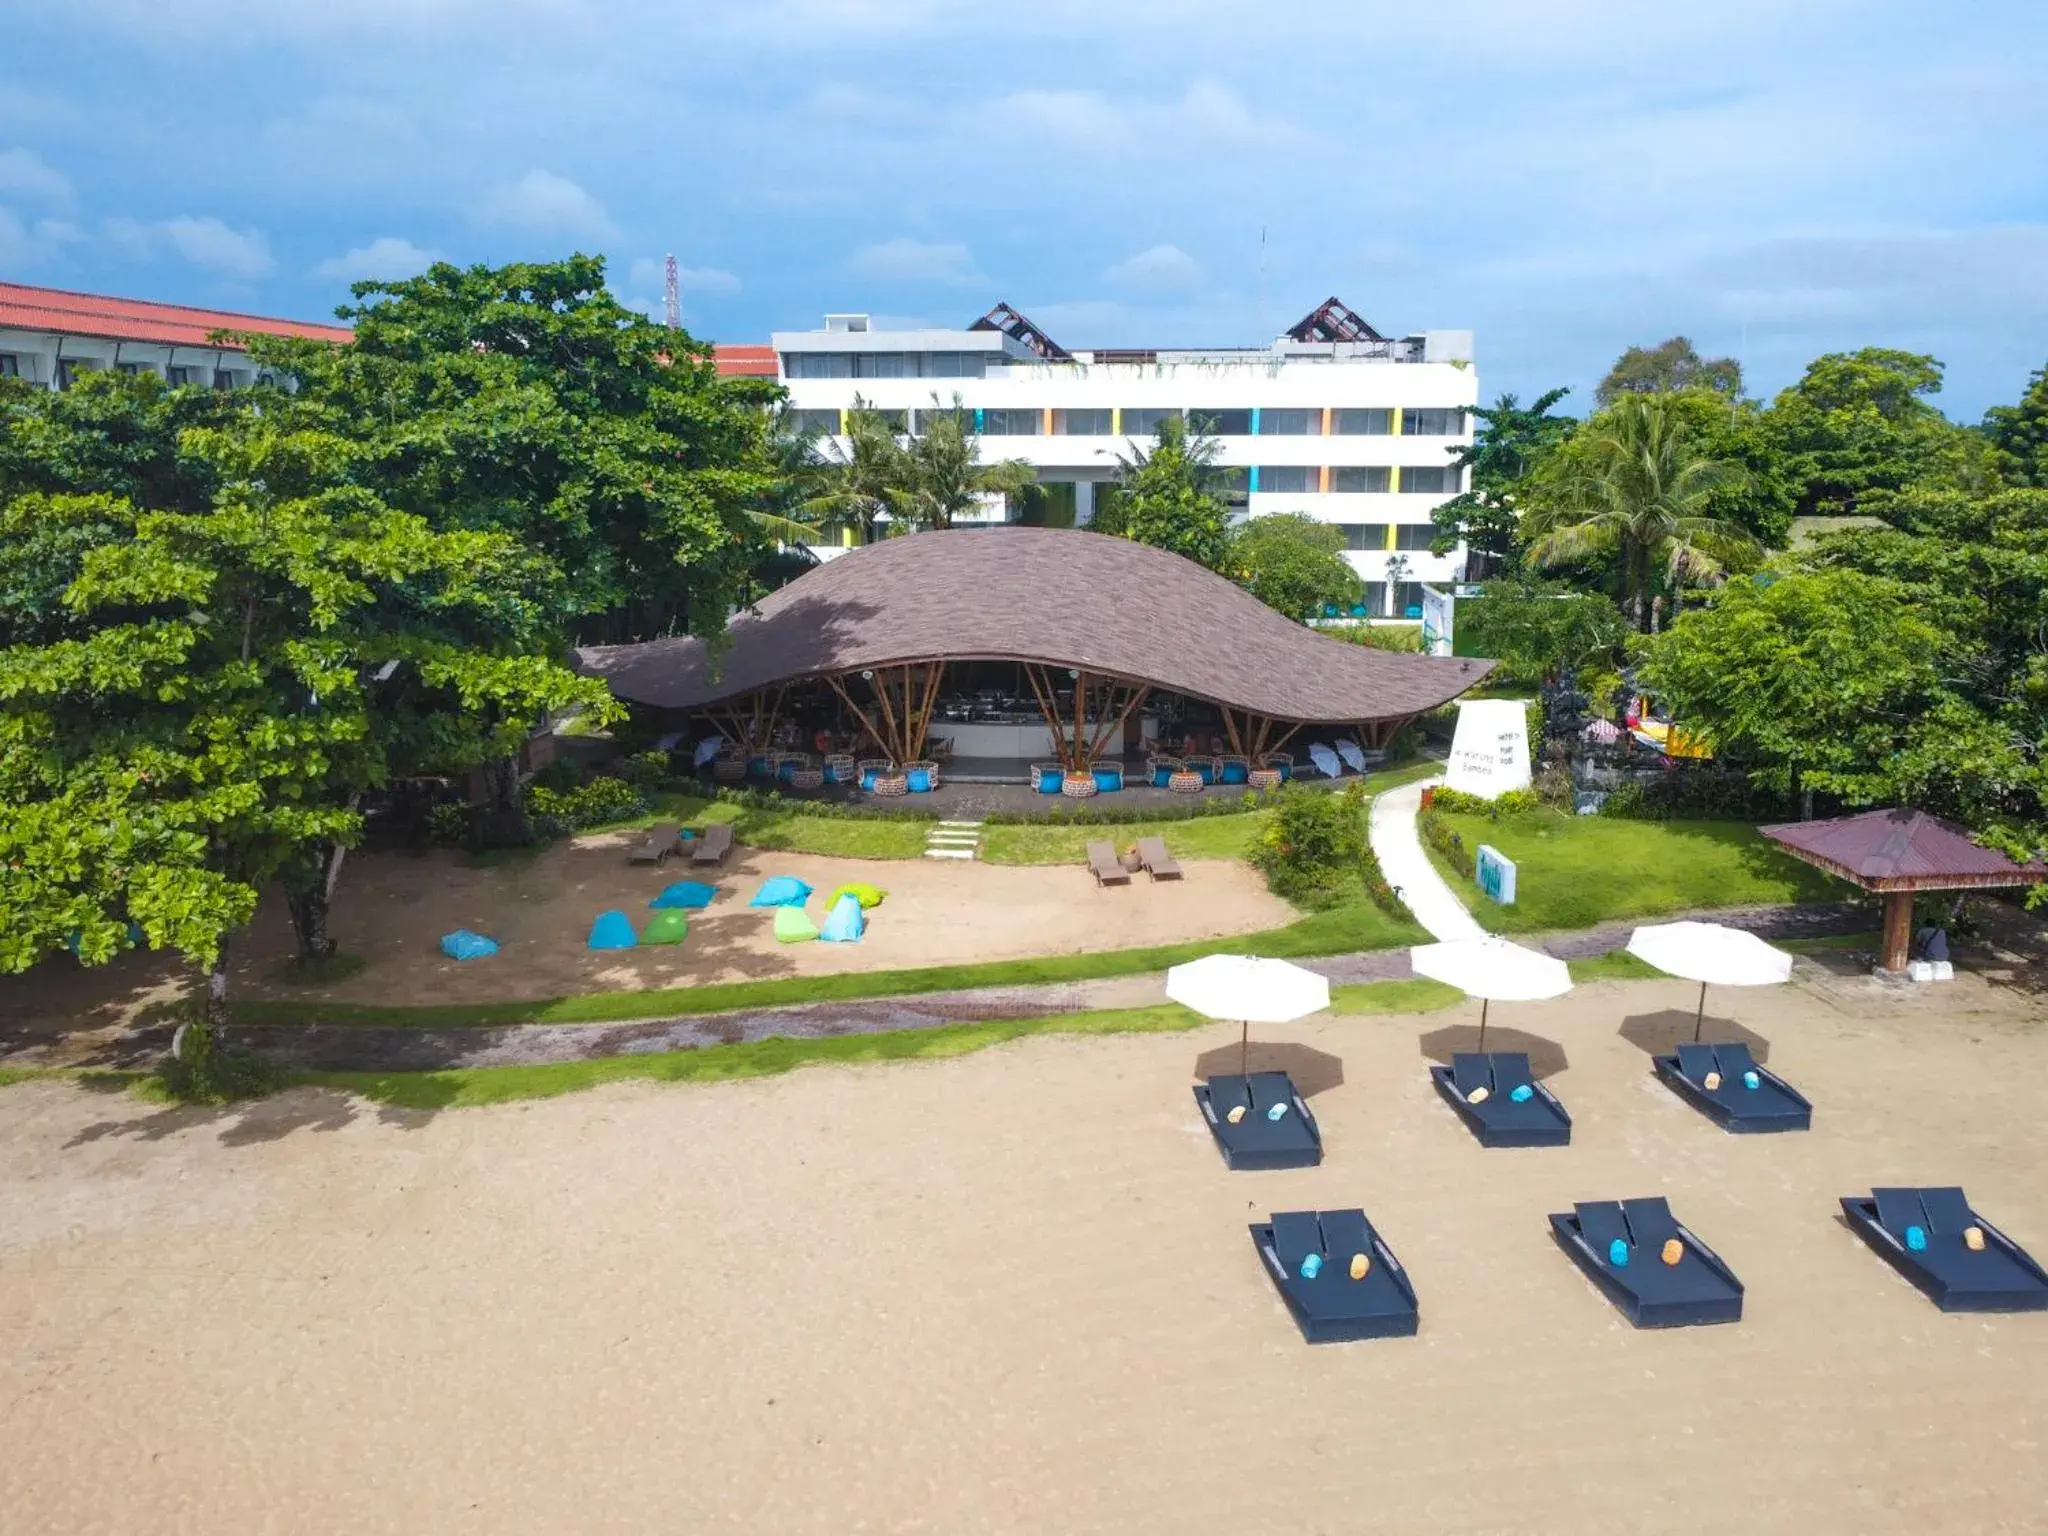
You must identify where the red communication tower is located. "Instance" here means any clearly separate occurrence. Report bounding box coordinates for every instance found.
[663,254,680,330]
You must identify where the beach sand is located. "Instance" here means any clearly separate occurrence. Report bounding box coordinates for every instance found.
[0,834,1294,1041]
[3,973,2045,1533]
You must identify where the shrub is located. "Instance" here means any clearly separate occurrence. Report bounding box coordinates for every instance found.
[529,775,649,831]
[982,789,1270,827]
[1249,785,1371,909]
[615,751,671,791]
[425,803,471,846]
[531,755,583,794]
[1429,785,1540,820]
[1418,806,1476,879]
[153,1019,284,1104]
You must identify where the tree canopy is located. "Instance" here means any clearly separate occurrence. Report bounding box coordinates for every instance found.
[1226,513,1362,622]
[1595,337,1743,405]
[1428,388,1573,573]
[1105,416,1232,571]
[1984,361,2048,489]
[1761,348,1986,519]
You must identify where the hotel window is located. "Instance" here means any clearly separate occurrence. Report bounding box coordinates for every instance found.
[1402,407,1466,435]
[1330,466,1391,494]
[861,352,908,379]
[1053,408,1113,435]
[979,408,1041,435]
[1256,465,1314,495]
[1393,581,1426,617]
[1213,466,1250,502]
[167,365,202,387]
[857,407,908,432]
[1394,522,1438,551]
[913,405,969,435]
[1330,408,1393,435]
[54,359,82,390]
[0,353,19,377]
[783,352,851,379]
[1118,407,1181,436]
[116,361,149,377]
[1188,407,1253,436]
[1338,523,1389,551]
[927,351,987,378]
[789,409,843,436]
[1361,581,1388,614]
[1258,408,1319,435]
[1400,465,1457,494]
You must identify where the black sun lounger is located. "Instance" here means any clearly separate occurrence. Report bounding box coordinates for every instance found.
[1654,1041,1812,1133]
[1549,1197,1745,1327]
[1250,1208,1420,1343]
[1428,1052,1571,1148]
[1839,1187,2048,1313]
[1193,1071,1322,1170]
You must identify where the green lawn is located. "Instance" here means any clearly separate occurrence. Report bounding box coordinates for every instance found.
[592,792,932,860]
[232,897,1427,1029]
[1427,808,1848,934]
[282,975,1477,1110]
[1566,949,1667,982]
[981,758,1441,867]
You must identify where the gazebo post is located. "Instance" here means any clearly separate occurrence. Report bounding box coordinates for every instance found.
[1880,889,1913,975]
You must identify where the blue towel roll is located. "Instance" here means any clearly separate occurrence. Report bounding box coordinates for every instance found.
[1266,1101,1288,1121]
[1608,1237,1630,1267]
[1905,1224,1928,1252]
[1510,1083,1534,1102]
[1299,1252,1323,1280]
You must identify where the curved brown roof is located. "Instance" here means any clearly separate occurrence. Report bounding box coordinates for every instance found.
[1759,809,2048,891]
[577,527,1492,720]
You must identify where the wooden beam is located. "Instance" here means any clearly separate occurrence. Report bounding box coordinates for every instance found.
[1072,670,1089,771]
[1088,682,1150,762]
[871,666,904,762]
[1880,890,1913,974]
[822,673,889,760]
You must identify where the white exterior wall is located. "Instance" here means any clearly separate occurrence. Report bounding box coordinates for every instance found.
[0,328,263,391]
[772,322,1478,609]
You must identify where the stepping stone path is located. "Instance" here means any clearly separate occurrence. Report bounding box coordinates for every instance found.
[924,818,982,861]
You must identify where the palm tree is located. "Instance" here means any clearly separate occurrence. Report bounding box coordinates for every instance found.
[1521,394,1757,630]
[797,401,909,546]
[884,395,1035,532]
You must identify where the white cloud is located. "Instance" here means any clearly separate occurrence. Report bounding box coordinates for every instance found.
[105,214,274,277]
[0,207,83,267]
[476,168,618,244]
[1104,243,1202,293]
[0,147,71,206]
[847,237,985,287]
[983,80,1307,150]
[314,235,441,281]
[625,256,740,298]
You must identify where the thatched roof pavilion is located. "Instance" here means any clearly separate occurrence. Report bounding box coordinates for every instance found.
[576,528,1491,772]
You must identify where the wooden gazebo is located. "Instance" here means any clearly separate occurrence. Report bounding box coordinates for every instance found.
[1758,809,2048,974]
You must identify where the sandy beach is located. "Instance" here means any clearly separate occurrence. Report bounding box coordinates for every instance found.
[3,970,2045,1534]
[0,834,1294,1041]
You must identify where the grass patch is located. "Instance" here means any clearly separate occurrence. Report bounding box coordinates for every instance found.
[1424,808,1847,934]
[1782,932,1878,954]
[586,792,930,860]
[1328,977,1464,1014]
[262,951,369,987]
[233,899,1427,1029]
[294,1003,1208,1110]
[1566,949,1667,983]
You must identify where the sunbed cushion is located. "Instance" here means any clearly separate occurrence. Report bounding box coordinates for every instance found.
[1675,1043,1719,1084]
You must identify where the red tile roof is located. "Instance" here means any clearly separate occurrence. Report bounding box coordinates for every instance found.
[714,343,778,378]
[0,281,354,350]
[1758,809,2048,891]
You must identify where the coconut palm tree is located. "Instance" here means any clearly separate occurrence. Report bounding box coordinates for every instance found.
[1521,394,1758,630]
[799,402,909,545]
[884,395,1035,532]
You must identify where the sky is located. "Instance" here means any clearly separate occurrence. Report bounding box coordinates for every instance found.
[4,0,2046,417]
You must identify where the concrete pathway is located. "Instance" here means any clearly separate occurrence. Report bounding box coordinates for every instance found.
[1368,777,1484,942]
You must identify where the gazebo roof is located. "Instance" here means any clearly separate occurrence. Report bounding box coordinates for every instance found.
[1757,809,2048,892]
[576,527,1492,722]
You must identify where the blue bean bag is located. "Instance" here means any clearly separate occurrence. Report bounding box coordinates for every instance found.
[650,880,718,910]
[819,892,865,943]
[440,929,500,960]
[587,910,638,950]
[749,876,813,909]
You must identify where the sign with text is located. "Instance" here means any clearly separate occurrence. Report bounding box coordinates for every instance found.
[1443,698,1532,800]
[1476,844,1518,906]
[1420,584,1454,657]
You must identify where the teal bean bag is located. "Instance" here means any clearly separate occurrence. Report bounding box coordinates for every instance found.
[587,910,638,950]
[819,893,865,943]
[650,880,717,910]
[440,929,499,960]
[750,876,813,909]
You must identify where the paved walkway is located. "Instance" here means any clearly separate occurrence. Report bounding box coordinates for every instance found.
[1368,777,1483,942]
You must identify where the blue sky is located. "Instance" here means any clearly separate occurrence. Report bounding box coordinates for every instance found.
[5,0,2045,416]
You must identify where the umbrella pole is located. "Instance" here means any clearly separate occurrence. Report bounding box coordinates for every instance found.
[1241,1018,1248,1081]
[1477,996,1489,1053]
[1694,980,1707,1043]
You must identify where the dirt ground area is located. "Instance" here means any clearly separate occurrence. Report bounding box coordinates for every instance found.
[0,832,1293,1038]
[3,972,2044,1534]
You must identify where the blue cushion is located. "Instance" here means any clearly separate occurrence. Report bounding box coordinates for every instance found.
[749,876,813,909]
[906,767,932,793]
[1196,762,1216,785]
[860,770,879,791]
[650,880,717,910]
[1037,773,1063,794]
[1153,768,1173,787]
[1092,766,1123,792]
[1221,762,1249,785]
[440,928,499,960]
[586,910,637,950]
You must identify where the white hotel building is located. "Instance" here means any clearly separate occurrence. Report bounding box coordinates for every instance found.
[770,298,1476,617]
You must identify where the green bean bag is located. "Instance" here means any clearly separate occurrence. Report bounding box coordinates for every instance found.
[642,909,689,945]
[829,882,887,910]
[773,905,819,943]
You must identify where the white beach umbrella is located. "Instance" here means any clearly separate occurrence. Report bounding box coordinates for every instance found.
[1409,936,1573,1051]
[1167,955,1332,1079]
[1626,921,1793,1041]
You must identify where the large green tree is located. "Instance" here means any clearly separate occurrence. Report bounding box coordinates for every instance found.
[250,255,782,646]
[1520,394,1760,629]
[1227,513,1362,621]
[1107,416,1232,570]
[1984,361,2048,488]
[1761,348,1988,519]
[0,418,610,1023]
[1428,387,1574,573]
[1595,337,1743,405]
